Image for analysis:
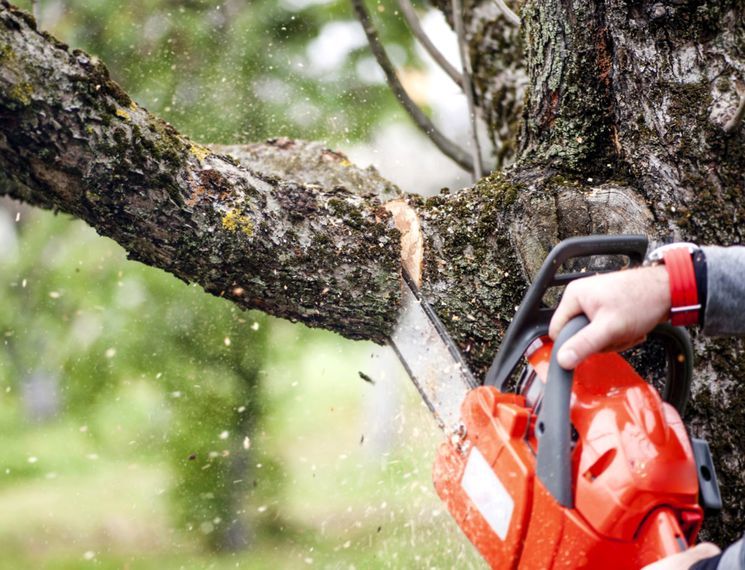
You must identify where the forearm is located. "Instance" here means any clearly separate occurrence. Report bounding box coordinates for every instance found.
[701,246,745,337]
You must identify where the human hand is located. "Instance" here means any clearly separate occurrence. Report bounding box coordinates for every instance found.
[640,542,721,569]
[548,266,671,369]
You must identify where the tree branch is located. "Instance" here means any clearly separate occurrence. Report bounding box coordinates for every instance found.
[350,0,481,175]
[493,0,520,27]
[0,1,658,371]
[395,0,463,88]
[452,0,484,180]
[0,4,402,343]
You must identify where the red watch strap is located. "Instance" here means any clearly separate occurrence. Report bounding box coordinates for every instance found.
[663,247,700,326]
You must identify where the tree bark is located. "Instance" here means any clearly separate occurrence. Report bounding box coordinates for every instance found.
[2,0,745,543]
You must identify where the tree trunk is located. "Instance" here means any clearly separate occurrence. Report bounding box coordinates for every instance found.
[1,0,744,543]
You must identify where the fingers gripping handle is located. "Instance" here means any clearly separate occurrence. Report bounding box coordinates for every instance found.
[536,315,590,508]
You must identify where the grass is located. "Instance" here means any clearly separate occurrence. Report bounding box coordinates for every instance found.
[0,323,483,569]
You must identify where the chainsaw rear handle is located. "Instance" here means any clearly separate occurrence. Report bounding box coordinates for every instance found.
[535,314,589,508]
[485,234,694,415]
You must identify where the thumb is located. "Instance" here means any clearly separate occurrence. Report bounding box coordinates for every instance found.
[640,543,721,570]
[556,315,617,369]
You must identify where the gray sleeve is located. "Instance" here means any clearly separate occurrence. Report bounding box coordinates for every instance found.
[701,246,745,337]
[717,536,745,569]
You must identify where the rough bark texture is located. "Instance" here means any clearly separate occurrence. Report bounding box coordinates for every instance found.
[2,0,745,543]
[469,2,526,166]
[519,0,618,173]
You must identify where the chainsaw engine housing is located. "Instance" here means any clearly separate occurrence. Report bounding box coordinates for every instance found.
[433,339,703,569]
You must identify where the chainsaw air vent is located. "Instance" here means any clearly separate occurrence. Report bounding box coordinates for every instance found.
[584,448,617,482]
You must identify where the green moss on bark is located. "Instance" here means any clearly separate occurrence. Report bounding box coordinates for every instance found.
[418,174,527,377]
[7,80,32,106]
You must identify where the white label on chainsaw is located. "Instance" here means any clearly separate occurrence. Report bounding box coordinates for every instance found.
[461,447,514,541]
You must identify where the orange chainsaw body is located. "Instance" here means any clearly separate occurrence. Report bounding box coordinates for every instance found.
[433,340,702,569]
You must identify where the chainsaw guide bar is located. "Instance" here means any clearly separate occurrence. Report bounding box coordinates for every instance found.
[388,269,478,433]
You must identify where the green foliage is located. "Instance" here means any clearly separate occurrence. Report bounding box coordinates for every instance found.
[21,0,422,145]
[161,311,280,552]
[0,208,281,550]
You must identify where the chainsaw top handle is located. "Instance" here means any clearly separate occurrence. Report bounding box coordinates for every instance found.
[484,234,694,414]
[485,234,648,390]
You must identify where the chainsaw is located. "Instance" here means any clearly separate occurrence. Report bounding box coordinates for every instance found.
[389,235,722,569]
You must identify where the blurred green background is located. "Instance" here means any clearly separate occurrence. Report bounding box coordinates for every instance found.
[1,0,481,568]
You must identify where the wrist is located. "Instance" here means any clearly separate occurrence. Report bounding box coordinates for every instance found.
[649,265,672,322]
[646,243,702,327]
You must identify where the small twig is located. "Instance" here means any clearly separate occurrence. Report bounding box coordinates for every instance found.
[351,0,478,175]
[723,93,745,133]
[31,0,40,24]
[452,0,484,181]
[396,0,463,89]
[493,0,520,26]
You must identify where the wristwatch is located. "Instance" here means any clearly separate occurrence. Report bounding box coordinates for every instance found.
[645,243,706,327]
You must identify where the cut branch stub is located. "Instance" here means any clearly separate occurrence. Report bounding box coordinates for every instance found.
[384,198,424,287]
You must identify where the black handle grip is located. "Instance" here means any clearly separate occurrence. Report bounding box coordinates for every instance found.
[540,235,648,287]
[535,315,589,508]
